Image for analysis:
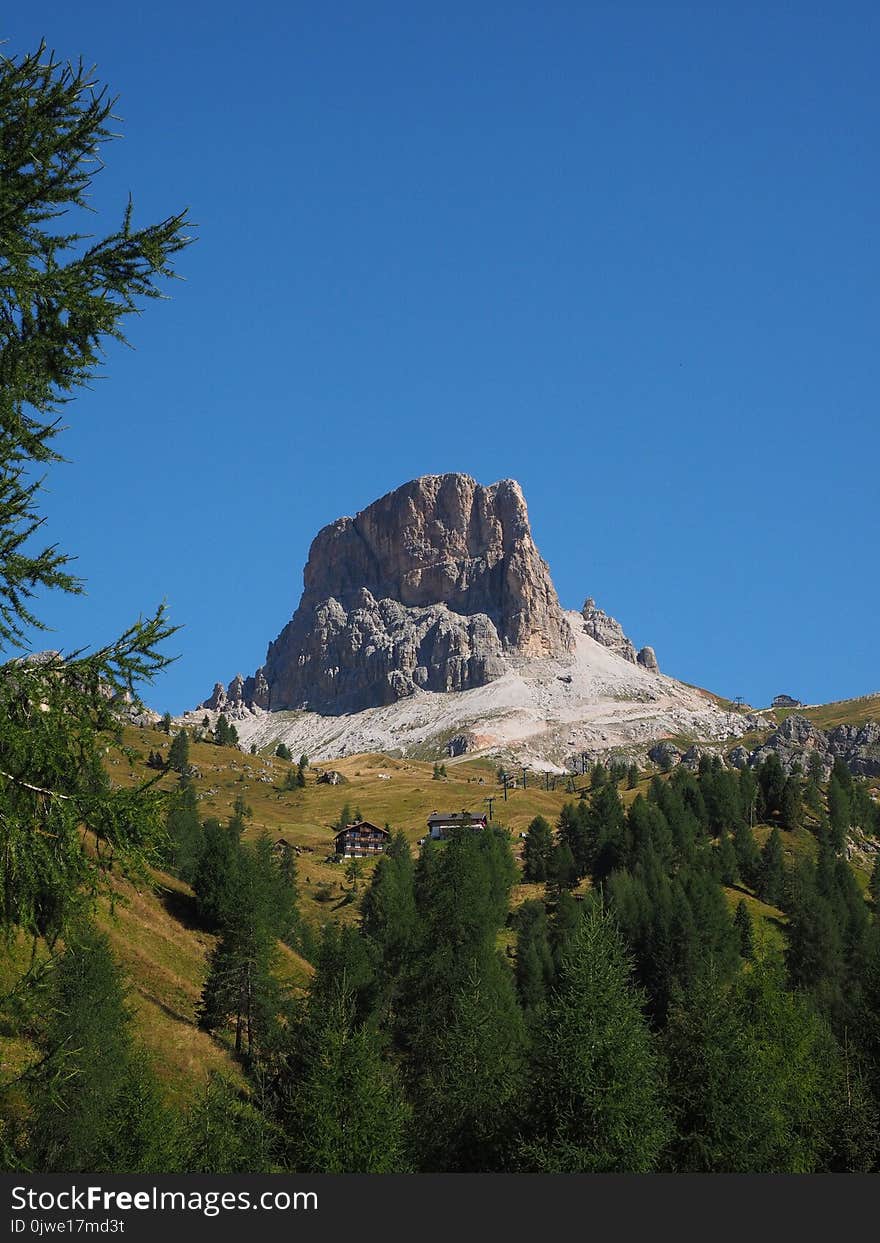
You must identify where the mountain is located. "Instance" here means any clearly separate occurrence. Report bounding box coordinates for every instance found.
[191,473,765,766]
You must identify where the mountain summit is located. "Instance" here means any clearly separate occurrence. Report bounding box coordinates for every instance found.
[205,473,573,715]
[196,474,759,765]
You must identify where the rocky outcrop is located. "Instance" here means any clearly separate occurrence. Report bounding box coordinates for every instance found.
[737,713,880,778]
[581,598,637,662]
[581,599,659,672]
[204,474,574,715]
[203,669,269,718]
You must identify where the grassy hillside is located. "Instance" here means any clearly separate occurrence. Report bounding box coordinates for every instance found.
[772,692,880,731]
[112,724,645,929]
[86,719,876,1105]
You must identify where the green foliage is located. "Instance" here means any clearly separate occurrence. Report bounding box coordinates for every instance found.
[757,754,786,820]
[167,729,190,774]
[275,742,292,761]
[164,779,203,882]
[732,819,761,889]
[0,43,189,943]
[664,958,847,1172]
[411,954,526,1171]
[828,776,851,851]
[279,985,410,1173]
[522,814,554,882]
[27,927,171,1171]
[757,827,785,906]
[515,899,555,1011]
[198,835,299,1060]
[869,856,880,911]
[781,775,803,831]
[734,899,754,960]
[213,714,239,749]
[361,832,417,986]
[519,904,669,1172]
[176,1075,277,1174]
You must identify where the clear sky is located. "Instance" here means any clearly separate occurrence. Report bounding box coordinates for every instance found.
[9,3,880,714]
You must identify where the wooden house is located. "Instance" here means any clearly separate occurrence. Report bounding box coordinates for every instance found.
[427,810,489,840]
[333,820,390,858]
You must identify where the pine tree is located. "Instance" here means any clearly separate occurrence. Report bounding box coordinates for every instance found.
[28,927,170,1171]
[0,45,189,944]
[757,828,785,907]
[192,819,242,929]
[198,837,295,1061]
[280,984,410,1173]
[519,904,669,1172]
[177,1074,277,1174]
[164,778,203,881]
[275,742,292,761]
[411,953,527,1171]
[869,856,880,911]
[515,899,555,1011]
[360,832,417,985]
[168,729,190,774]
[828,777,851,852]
[780,776,803,831]
[522,814,554,883]
[664,968,765,1172]
[717,829,740,886]
[732,820,761,889]
[549,840,578,891]
[734,899,754,959]
[161,712,173,735]
[758,754,786,819]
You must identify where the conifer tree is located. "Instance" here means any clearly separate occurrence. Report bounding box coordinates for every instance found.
[167,728,190,774]
[549,840,578,891]
[28,927,170,1171]
[869,856,880,912]
[0,47,190,941]
[734,899,754,959]
[280,984,410,1173]
[732,819,761,889]
[828,776,851,852]
[781,775,803,831]
[177,1074,277,1174]
[360,832,417,986]
[412,953,527,1171]
[717,829,740,886]
[515,899,555,1011]
[164,778,203,881]
[192,819,242,929]
[522,814,554,882]
[519,904,669,1172]
[757,828,785,907]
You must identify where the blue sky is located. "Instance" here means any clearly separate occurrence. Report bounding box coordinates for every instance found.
[9,3,880,713]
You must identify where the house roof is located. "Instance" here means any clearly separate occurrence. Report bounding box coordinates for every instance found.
[332,820,389,839]
[427,810,487,825]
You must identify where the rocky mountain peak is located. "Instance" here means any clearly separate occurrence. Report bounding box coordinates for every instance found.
[581,597,659,672]
[205,473,574,715]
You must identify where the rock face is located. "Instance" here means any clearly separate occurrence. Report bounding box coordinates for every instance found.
[581,599,659,672]
[207,474,574,715]
[736,713,880,778]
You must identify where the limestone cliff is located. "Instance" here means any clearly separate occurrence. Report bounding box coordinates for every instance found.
[205,474,574,714]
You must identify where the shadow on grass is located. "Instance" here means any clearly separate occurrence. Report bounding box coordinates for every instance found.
[156,884,207,934]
